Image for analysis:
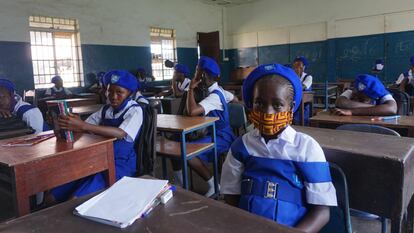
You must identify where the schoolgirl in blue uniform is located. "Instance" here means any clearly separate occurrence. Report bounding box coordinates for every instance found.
[220,64,337,231]
[44,75,72,98]
[172,63,191,97]
[371,59,384,78]
[395,56,414,95]
[292,56,312,125]
[334,74,397,116]
[0,79,47,133]
[51,70,143,201]
[172,56,235,197]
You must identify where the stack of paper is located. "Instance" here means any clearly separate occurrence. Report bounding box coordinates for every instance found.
[74,177,169,228]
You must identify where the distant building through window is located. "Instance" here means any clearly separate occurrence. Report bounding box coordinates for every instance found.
[150,27,177,81]
[29,16,84,88]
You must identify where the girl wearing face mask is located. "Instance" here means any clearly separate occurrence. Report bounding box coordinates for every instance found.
[220,64,337,232]
[371,59,385,78]
[292,56,312,125]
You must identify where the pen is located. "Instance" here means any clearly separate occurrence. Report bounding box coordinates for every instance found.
[141,198,160,218]
[371,115,400,121]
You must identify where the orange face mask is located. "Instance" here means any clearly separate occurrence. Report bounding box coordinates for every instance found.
[249,110,293,136]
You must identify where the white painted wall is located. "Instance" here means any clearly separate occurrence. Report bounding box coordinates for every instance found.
[226,0,414,48]
[0,0,223,48]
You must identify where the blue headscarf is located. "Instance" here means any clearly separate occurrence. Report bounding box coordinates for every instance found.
[198,56,220,77]
[243,64,303,113]
[0,78,15,94]
[51,75,62,84]
[354,74,389,100]
[294,56,309,68]
[174,63,190,78]
[103,70,140,93]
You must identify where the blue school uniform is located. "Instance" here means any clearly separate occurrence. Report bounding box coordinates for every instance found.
[293,72,313,125]
[51,99,143,202]
[221,126,337,227]
[223,63,337,226]
[193,83,235,162]
[12,94,49,132]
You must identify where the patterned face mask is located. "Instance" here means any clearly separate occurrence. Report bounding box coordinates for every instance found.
[249,110,293,136]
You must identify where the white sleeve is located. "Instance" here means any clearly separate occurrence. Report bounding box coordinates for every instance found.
[198,93,222,115]
[85,107,104,125]
[223,90,234,103]
[220,151,244,195]
[22,108,44,133]
[297,136,338,206]
[118,106,143,142]
[44,88,51,96]
[340,89,353,99]
[303,75,313,89]
[379,94,396,104]
[396,73,405,85]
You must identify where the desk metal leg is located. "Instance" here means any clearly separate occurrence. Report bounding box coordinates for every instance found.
[161,157,167,179]
[180,132,189,190]
[211,124,219,197]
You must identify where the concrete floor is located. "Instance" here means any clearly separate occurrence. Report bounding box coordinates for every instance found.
[0,157,390,233]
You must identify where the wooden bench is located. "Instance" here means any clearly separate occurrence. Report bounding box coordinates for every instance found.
[156,137,214,159]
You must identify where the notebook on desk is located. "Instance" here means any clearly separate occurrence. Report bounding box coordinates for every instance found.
[74,177,169,228]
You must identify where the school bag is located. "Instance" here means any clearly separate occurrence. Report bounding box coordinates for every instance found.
[134,101,158,176]
[0,116,35,139]
[174,86,210,141]
[387,88,410,115]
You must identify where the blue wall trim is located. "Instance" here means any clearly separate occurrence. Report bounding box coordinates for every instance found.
[225,30,414,84]
[0,41,34,94]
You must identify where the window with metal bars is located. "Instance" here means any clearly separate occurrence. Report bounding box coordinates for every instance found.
[150,27,177,81]
[29,16,84,89]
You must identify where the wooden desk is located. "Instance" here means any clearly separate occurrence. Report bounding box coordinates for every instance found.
[310,111,414,137]
[298,91,314,126]
[71,104,103,117]
[0,184,303,233]
[46,98,99,108]
[0,132,116,217]
[294,126,414,233]
[156,114,219,195]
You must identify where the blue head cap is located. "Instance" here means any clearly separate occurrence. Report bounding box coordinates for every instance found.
[0,78,15,94]
[375,59,384,65]
[103,70,140,93]
[198,56,220,77]
[410,56,414,67]
[243,63,303,113]
[137,68,146,74]
[293,56,309,68]
[354,74,389,100]
[174,63,190,78]
[51,75,62,84]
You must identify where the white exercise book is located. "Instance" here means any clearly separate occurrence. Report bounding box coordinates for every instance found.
[74,177,169,228]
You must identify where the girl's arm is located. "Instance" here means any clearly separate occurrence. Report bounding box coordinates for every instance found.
[58,113,127,139]
[295,205,330,233]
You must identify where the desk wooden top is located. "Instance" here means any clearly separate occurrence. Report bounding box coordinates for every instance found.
[157,114,219,133]
[310,111,414,128]
[71,104,103,115]
[0,131,115,167]
[45,97,97,104]
[293,126,414,162]
[0,185,302,233]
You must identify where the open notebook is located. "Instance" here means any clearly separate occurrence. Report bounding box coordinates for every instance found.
[74,177,169,228]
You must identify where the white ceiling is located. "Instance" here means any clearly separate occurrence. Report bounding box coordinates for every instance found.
[195,0,261,6]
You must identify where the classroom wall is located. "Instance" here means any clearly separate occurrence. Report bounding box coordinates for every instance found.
[225,0,414,83]
[0,0,223,93]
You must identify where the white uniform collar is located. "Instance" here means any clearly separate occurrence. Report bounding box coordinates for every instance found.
[301,72,308,79]
[53,86,64,91]
[252,125,296,144]
[207,82,219,93]
[12,94,25,113]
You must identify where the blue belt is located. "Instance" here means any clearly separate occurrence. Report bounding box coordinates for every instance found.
[241,179,305,205]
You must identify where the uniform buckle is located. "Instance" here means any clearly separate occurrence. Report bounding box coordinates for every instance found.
[265,181,278,199]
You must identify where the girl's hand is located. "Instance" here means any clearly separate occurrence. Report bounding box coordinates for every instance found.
[0,109,12,118]
[58,113,85,132]
[190,67,202,90]
[331,108,352,116]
